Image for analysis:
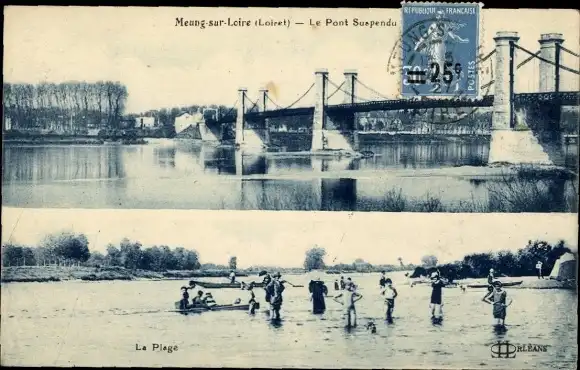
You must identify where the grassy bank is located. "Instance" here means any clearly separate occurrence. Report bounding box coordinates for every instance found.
[0,266,249,283]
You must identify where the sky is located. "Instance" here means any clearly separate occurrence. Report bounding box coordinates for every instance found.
[2,208,577,268]
[4,7,579,113]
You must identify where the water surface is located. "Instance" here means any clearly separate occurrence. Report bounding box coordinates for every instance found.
[1,272,577,368]
[2,138,577,211]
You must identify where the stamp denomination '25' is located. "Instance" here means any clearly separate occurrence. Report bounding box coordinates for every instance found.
[401,3,480,97]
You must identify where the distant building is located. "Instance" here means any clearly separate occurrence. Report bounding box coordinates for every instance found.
[174,112,204,134]
[174,108,219,134]
[135,116,156,129]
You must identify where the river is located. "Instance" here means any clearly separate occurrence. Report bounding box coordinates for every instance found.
[2,138,578,211]
[1,272,577,368]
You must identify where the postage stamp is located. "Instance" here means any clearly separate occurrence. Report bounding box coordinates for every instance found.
[400,2,481,97]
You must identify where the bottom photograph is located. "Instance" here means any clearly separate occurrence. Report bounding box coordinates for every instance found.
[1,208,578,369]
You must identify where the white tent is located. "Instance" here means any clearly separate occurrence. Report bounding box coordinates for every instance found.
[549,253,577,281]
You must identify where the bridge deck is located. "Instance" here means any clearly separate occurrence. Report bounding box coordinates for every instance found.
[214,91,579,123]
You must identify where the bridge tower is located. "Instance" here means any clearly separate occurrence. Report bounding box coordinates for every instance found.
[258,88,270,145]
[235,88,247,146]
[311,69,358,152]
[343,69,357,104]
[488,31,552,165]
[311,69,328,151]
[539,33,564,93]
[491,31,519,130]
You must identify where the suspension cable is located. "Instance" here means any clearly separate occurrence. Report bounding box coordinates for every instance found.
[515,44,580,75]
[265,95,283,109]
[481,80,495,90]
[220,99,238,118]
[283,83,315,109]
[326,78,373,102]
[476,50,496,65]
[327,81,345,99]
[354,77,391,100]
[560,45,580,58]
[517,51,540,69]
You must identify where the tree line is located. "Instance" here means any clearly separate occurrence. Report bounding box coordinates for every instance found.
[1,231,201,272]
[3,81,128,134]
[303,246,415,273]
[411,239,576,282]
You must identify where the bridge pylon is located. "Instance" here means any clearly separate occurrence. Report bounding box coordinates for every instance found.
[489,31,553,165]
[539,33,564,93]
[311,69,357,152]
[235,87,247,146]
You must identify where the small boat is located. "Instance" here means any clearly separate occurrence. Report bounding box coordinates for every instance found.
[466,280,523,288]
[173,301,251,312]
[190,280,265,289]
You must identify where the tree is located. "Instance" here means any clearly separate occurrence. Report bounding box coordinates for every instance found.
[421,255,438,268]
[41,231,90,265]
[304,246,326,271]
[229,256,237,270]
[86,251,106,267]
[398,257,404,267]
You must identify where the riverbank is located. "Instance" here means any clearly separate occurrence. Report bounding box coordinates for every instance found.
[3,137,148,145]
[0,266,249,283]
[454,276,577,290]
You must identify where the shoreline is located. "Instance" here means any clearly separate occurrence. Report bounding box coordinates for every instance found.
[2,266,575,290]
[0,266,250,284]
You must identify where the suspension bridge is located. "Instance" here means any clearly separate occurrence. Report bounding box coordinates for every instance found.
[194,31,579,165]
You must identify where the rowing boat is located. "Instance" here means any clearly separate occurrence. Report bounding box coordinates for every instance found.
[189,280,265,289]
[466,280,523,288]
[173,301,251,312]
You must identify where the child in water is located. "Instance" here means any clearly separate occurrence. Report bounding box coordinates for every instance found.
[482,281,512,326]
[381,278,398,323]
[333,282,363,328]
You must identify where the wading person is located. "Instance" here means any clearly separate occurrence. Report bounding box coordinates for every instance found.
[179,286,190,309]
[381,278,398,323]
[229,270,236,284]
[535,261,543,279]
[487,268,495,285]
[266,272,285,320]
[379,271,388,289]
[339,276,346,290]
[334,280,340,291]
[334,282,363,328]
[482,281,512,327]
[308,277,328,314]
[429,272,444,324]
[259,271,272,304]
[247,282,259,314]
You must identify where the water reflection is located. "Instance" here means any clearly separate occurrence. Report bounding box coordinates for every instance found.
[2,138,577,212]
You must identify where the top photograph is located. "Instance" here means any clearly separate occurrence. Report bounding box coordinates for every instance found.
[2,6,579,212]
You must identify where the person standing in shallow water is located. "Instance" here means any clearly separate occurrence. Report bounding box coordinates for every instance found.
[339,276,346,290]
[381,278,398,323]
[309,277,328,314]
[482,281,512,326]
[429,271,444,324]
[334,282,363,328]
[266,272,285,320]
[536,261,544,279]
[259,271,272,304]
